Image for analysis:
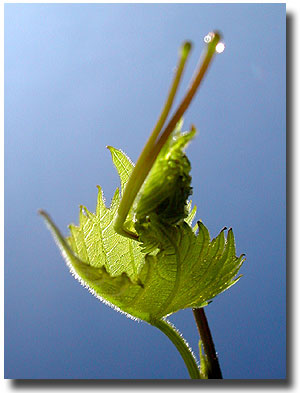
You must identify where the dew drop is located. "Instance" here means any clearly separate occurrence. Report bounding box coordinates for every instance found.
[203,32,214,44]
[216,42,225,54]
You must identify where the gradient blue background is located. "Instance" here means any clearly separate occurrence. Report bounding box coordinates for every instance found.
[5,3,286,379]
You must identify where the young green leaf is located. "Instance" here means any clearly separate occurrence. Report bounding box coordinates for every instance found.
[40,125,245,324]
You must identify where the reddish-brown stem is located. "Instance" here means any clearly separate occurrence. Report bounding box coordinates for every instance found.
[192,307,223,379]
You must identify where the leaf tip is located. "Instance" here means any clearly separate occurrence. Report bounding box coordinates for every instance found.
[137,279,145,289]
[189,124,198,134]
[226,227,234,240]
[38,209,50,221]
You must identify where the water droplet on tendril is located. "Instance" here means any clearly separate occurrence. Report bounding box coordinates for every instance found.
[216,42,225,54]
[204,32,214,44]
[203,32,225,54]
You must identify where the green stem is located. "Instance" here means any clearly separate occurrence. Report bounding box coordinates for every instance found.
[114,32,222,240]
[150,32,221,160]
[192,308,223,379]
[151,318,201,379]
[114,41,192,240]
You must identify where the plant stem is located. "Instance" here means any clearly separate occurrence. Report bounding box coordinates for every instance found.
[192,308,223,379]
[151,318,201,379]
[114,32,222,240]
[114,41,192,240]
[151,32,221,159]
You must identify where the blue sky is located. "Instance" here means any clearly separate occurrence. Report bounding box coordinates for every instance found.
[5,3,285,379]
